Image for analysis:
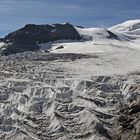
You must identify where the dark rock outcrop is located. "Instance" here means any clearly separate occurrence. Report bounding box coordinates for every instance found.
[107,30,119,39]
[1,23,82,55]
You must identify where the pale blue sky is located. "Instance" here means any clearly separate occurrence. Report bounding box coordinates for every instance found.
[0,0,140,37]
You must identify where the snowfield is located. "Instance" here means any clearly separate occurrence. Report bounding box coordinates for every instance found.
[44,20,140,76]
[0,20,140,140]
[49,20,140,55]
[109,19,140,33]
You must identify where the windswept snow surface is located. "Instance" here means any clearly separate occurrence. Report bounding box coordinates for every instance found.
[48,25,140,55]
[109,19,140,32]
[109,19,140,38]
[41,21,140,76]
[50,39,140,54]
[75,27,110,39]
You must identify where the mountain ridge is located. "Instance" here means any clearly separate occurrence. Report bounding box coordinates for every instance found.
[0,23,82,55]
[0,19,140,55]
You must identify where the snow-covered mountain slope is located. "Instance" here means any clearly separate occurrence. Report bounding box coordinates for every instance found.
[47,20,140,54]
[75,26,131,41]
[75,27,111,39]
[1,20,140,55]
[109,19,140,36]
[49,40,133,54]
[48,32,137,54]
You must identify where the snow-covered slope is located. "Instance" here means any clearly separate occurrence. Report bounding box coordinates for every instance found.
[75,27,111,39]
[47,20,140,54]
[75,26,129,40]
[109,19,140,35]
[49,40,137,54]
[49,23,139,54]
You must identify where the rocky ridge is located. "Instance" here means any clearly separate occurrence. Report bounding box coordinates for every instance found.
[0,23,82,55]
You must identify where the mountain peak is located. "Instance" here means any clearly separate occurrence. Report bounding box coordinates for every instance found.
[0,23,81,55]
[109,19,140,33]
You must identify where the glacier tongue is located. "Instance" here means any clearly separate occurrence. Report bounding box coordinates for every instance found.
[0,52,140,140]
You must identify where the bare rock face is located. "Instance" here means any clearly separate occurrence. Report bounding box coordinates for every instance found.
[0,52,139,140]
[1,23,82,55]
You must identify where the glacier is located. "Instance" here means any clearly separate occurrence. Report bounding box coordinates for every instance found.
[0,20,140,140]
